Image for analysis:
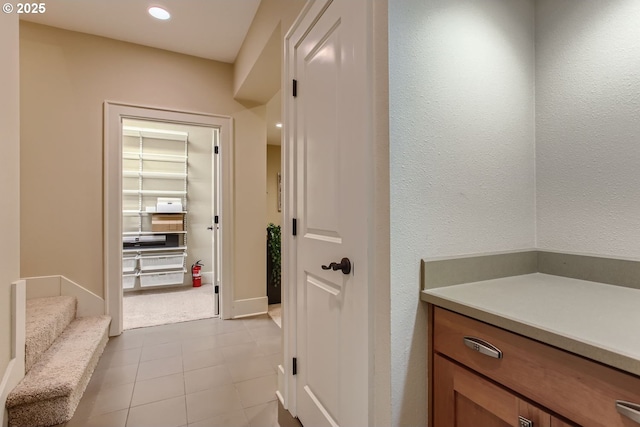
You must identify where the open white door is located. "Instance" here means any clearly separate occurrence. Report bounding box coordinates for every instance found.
[288,0,372,426]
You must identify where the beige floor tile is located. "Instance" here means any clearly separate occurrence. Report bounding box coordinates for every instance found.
[219,319,251,334]
[235,375,277,409]
[96,347,141,370]
[183,365,233,394]
[140,341,182,362]
[67,408,128,427]
[73,382,134,420]
[241,315,273,329]
[244,401,278,427]
[247,325,282,339]
[181,335,218,354]
[86,364,138,394]
[137,355,183,381]
[188,409,249,427]
[185,384,243,424]
[131,372,185,407]
[104,334,145,353]
[255,335,282,356]
[126,396,187,427]
[213,330,255,348]
[143,330,182,346]
[222,342,265,362]
[182,348,226,372]
[226,357,275,383]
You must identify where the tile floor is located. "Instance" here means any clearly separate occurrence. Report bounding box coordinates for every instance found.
[62,314,282,427]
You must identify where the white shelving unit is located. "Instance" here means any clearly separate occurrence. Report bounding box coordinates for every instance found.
[122,126,189,291]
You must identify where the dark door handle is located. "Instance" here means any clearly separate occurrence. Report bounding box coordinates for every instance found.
[207,226,214,230]
[321,257,351,275]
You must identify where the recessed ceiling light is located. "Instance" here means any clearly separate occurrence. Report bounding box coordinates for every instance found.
[276,123,283,128]
[148,6,171,20]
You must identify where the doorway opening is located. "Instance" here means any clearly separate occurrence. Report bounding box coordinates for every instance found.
[104,102,234,336]
[120,119,219,330]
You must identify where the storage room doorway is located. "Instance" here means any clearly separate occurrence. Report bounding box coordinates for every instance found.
[120,118,221,330]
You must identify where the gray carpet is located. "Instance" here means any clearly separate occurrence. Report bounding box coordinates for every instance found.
[123,284,216,330]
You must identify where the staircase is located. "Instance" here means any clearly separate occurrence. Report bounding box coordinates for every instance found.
[5,295,111,427]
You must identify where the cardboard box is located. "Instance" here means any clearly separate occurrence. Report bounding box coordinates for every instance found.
[151,213,184,232]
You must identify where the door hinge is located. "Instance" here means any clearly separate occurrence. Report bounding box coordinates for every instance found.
[292,218,297,236]
[292,357,297,375]
[214,146,219,154]
[214,285,219,294]
[214,215,219,224]
[292,79,298,97]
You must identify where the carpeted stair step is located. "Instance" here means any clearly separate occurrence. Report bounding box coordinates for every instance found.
[6,315,111,427]
[25,296,77,372]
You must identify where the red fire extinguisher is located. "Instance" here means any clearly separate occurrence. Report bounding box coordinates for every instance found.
[191,260,203,287]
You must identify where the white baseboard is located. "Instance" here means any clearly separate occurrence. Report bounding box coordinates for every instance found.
[1,280,26,427]
[60,277,105,317]
[23,275,105,317]
[277,364,285,405]
[232,296,268,318]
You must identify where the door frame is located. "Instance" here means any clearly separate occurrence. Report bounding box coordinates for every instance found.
[104,102,234,336]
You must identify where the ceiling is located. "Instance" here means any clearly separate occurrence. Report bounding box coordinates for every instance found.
[21,0,261,63]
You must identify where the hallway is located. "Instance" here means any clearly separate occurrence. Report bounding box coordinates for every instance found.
[64,315,281,427]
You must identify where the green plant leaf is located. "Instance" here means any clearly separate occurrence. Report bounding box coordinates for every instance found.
[267,223,281,287]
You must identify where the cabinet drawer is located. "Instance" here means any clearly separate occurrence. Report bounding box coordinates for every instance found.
[434,307,640,427]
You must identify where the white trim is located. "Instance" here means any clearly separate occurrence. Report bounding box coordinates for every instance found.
[104,102,234,335]
[277,364,285,405]
[1,280,26,427]
[60,277,105,318]
[22,275,105,317]
[281,0,313,417]
[232,296,268,318]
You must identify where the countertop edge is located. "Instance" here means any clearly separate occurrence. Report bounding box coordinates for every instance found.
[421,289,640,378]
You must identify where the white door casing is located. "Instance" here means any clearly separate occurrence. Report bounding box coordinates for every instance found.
[104,102,235,335]
[285,0,373,425]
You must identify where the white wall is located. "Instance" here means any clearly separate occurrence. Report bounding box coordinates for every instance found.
[0,11,20,380]
[389,1,535,425]
[535,0,640,258]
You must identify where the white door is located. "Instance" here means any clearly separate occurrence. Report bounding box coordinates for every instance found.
[291,0,371,426]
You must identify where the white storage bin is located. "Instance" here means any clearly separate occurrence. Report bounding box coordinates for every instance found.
[139,271,184,287]
[139,253,186,271]
[123,256,138,273]
[122,274,136,290]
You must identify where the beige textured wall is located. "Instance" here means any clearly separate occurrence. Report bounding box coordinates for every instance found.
[266,145,282,227]
[19,22,266,302]
[0,12,20,378]
[233,106,267,300]
[233,0,306,97]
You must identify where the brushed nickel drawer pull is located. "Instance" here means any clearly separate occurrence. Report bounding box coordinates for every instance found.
[518,416,533,427]
[616,400,640,423]
[463,336,503,359]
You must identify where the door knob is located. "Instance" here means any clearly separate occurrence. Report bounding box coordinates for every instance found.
[321,257,351,275]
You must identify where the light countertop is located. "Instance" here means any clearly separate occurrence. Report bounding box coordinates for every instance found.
[421,273,640,377]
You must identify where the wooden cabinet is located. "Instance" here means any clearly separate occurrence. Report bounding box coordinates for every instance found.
[430,306,640,427]
[434,354,553,427]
